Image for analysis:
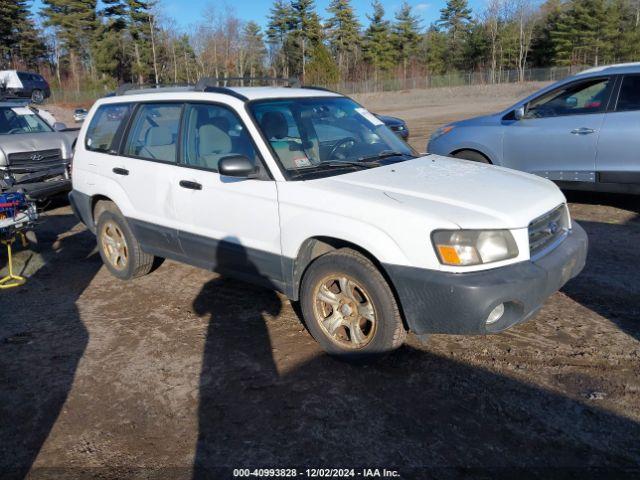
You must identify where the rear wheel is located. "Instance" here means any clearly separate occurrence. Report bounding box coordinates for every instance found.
[31,89,44,104]
[95,201,155,280]
[300,249,406,359]
[453,150,491,164]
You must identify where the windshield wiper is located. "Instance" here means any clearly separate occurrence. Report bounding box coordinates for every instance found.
[358,150,412,162]
[288,160,378,179]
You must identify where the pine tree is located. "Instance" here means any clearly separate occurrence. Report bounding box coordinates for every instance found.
[41,0,97,88]
[305,42,340,85]
[438,0,472,70]
[266,0,294,77]
[290,0,323,79]
[552,0,616,66]
[325,0,361,76]
[242,22,267,79]
[0,0,47,69]
[363,0,394,77]
[392,1,421,79]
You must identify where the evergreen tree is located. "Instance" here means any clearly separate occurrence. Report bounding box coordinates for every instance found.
[290,0,323,79]
[0,0,47,69]
[242,22,267,79]
[438,0,472,69]
[325,0,361,76]
[421,26,448,75]
[41,0,97,88]
[266,0,294,77]
[553,0,616,66]
[305,42,340,85]
[363,0,394,76]
[392,1,421,79]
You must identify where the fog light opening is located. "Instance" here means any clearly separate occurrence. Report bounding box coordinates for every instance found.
[486,303,505,325]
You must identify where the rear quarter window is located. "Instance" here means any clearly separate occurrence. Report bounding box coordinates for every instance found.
[85,103,133,153]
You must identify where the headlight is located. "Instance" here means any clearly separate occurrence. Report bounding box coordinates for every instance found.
[430,125,455,141]
[432,230,519,266]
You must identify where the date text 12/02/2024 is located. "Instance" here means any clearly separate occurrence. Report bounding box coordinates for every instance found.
[232,468,401,478]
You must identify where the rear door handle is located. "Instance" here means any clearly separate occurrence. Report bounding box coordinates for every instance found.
[112,167,129,175]
[571,128,596,135]
[179,180,202,190]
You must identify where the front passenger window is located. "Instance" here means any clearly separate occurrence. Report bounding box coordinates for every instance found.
[181,104,258,172]
[124,103,182,163]
[526,78,611,119]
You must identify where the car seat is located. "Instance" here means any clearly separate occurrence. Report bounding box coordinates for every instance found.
[198,124,232,171]
[142,126,176,162]
[260,111,319,169]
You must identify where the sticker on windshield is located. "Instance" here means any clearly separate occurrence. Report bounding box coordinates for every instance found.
[11,107,32,116]
[355,108,384,126]
[294,157,312,168]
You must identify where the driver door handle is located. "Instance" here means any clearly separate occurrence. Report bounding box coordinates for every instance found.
[179,180,202,190]
[112,167,129,176]
[571,128,596,135]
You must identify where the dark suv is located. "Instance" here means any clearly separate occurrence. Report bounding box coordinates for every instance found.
[0,71,51,104]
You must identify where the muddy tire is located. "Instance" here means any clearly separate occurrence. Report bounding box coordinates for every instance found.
[95,201,154,280]
[300,248,406,360]
[453,150,491,164]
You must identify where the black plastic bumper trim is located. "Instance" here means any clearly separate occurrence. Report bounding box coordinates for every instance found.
[385,222,588,335]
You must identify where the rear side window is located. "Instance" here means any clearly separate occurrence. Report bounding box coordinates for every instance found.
[616,76,640,112]
[124,103,182,163]
[86,103,133,153]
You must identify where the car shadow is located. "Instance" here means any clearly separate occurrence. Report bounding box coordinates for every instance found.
[0,213,101,480]
[192,241,640,476]
[562,217,640,343]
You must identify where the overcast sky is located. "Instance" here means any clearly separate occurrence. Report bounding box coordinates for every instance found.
[30,0,489,30]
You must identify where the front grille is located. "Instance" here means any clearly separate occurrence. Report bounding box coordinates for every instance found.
[7,149,65,173]
[529,204,570,258]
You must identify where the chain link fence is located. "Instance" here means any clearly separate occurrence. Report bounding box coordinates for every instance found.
[320,66,584,95]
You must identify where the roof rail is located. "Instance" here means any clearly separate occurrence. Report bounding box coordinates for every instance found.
[300,85,340,94]
[195,77,300,88]
[114,83,192,96]
[193,78,249,101]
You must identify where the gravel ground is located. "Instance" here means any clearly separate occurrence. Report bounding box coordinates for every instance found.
[0,86,639,479]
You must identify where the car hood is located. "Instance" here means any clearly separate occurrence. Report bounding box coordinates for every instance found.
[448,113,502,128]
[0,132,73,165]
[313,155,566,230]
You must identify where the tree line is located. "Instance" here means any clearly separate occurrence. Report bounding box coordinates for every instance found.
[1,0,640,92]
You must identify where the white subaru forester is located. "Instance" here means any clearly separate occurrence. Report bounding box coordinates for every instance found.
[69,81,588,359]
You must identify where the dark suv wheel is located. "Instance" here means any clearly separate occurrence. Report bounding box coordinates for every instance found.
[31,89,44,104]
[300,248,406,359]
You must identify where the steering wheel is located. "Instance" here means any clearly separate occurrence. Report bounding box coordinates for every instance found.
[328,137,358,160]
[7,128,23,134]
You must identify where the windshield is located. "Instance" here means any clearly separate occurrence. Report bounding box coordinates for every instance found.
[250,97,415,178]
[0,106,53,135]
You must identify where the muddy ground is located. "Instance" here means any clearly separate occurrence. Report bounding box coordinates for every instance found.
[1,86,639,479]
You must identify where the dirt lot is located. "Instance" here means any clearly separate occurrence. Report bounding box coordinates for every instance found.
[1,85,639,478]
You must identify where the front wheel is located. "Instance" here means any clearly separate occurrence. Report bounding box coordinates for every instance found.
[300,249,406,359]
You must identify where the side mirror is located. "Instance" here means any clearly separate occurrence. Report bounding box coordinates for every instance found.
[514,106,526,121]
[53,122,67,131]
[218,155,257,178]
[566,96,578,107]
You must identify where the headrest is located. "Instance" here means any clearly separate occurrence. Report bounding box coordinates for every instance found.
[146,126,173,146]
[260,111,288,140]
[199,124,232,154]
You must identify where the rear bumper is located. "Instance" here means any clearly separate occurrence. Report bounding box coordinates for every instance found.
[68,190,95,233]
[386,222,588,335]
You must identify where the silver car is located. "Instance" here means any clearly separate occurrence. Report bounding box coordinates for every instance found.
[0,100,76,199]
[428,62,640,195]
